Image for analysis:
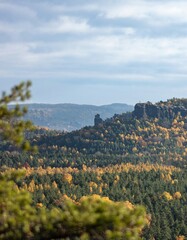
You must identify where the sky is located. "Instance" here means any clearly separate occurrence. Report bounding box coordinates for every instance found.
[1,0,187,105]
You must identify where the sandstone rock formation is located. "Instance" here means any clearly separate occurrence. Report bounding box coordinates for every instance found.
[133,102,187,120]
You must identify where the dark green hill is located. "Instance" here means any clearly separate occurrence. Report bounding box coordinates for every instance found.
[20,103,133,131]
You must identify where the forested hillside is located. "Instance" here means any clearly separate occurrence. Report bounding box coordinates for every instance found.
[17,103,133,131]
[2,98,187,239]
[0,81,145,240]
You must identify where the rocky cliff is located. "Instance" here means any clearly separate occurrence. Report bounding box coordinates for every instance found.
[133,101,187,119]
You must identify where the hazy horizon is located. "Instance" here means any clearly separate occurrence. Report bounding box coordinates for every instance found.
[11,102,134,107]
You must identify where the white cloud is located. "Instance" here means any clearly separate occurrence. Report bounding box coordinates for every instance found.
[1,0,187,89]
[1,35,187,75]
[103,1,187,25]
[0,42,42,68]
[49,3,98,13]
[68,36,187,66]
[40,16,91,34]
[39,17,135,36]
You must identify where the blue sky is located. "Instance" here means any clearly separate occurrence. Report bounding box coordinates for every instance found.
[1,0,187,105]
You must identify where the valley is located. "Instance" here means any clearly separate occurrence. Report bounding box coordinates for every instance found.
[1,98,187,239]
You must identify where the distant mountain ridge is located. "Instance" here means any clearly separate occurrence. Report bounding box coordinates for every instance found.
[21,103,133,131]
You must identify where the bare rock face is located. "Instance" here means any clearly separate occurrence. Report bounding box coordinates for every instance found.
[145,103,160,118]
[133,103,160,119]
[94,114,103,126]
[133,103,146,118]
[133,102,187,120]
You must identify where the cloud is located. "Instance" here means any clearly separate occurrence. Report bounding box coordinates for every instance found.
[49,3,98,13]
[40,16,91,34]
[103,1,187,25]
[0,21,33,34]
[0,2,36,20]
[1,34,187,77]
[1,0,187,103]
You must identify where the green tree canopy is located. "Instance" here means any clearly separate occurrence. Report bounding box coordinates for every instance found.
[0,81,36,151]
